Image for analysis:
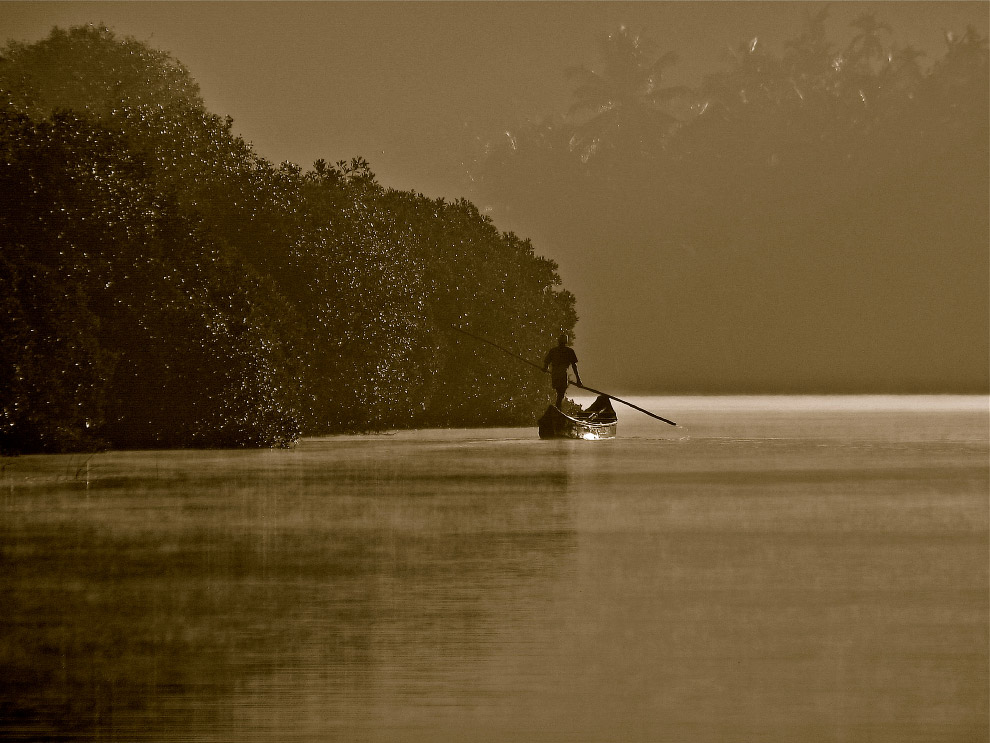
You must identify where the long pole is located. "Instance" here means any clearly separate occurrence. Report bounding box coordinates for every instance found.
[570,381,677,426]
[450,325,677,426]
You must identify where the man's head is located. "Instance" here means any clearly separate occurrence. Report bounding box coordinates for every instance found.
[557,333,568,347]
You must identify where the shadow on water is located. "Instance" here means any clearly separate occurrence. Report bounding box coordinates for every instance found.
[0,438,579,740]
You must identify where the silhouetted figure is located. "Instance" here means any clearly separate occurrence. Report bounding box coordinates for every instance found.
[543,334,582,409]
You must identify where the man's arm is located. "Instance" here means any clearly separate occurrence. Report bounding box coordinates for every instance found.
[571,363,582,386]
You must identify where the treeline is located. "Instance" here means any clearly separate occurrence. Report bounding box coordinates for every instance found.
[475,12,988,392]
[0,25,576,454]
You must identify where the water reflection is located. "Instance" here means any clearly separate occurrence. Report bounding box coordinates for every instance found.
[1,437,578,741]
[1,402,987,742]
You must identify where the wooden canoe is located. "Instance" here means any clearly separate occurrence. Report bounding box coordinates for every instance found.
[538,395,617,440]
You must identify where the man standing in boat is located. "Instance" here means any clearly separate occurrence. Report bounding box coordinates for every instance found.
[543,334,582,409]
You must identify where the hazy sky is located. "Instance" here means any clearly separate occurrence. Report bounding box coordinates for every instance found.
[2,2,987,392]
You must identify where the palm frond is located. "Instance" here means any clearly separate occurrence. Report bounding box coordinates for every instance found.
[647,84,692,103]
[649,50,680,74]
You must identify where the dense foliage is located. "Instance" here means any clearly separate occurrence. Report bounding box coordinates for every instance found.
[475,15,988,393]
[0,25,576,453]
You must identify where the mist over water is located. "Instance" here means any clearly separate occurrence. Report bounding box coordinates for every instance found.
[1,397,986,742]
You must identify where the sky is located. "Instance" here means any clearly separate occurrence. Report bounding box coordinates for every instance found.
[2,2,988,392]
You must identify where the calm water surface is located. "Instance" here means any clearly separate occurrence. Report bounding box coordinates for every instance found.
[2,396,987,742]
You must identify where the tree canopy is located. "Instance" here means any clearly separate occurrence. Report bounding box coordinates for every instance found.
[0,25,577,453]
[473,12,988,393]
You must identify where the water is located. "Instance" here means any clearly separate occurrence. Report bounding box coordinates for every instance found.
[1,396,987,742]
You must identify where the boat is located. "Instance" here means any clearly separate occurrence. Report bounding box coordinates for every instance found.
[449,325,677,429]
[538,395,618,440]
